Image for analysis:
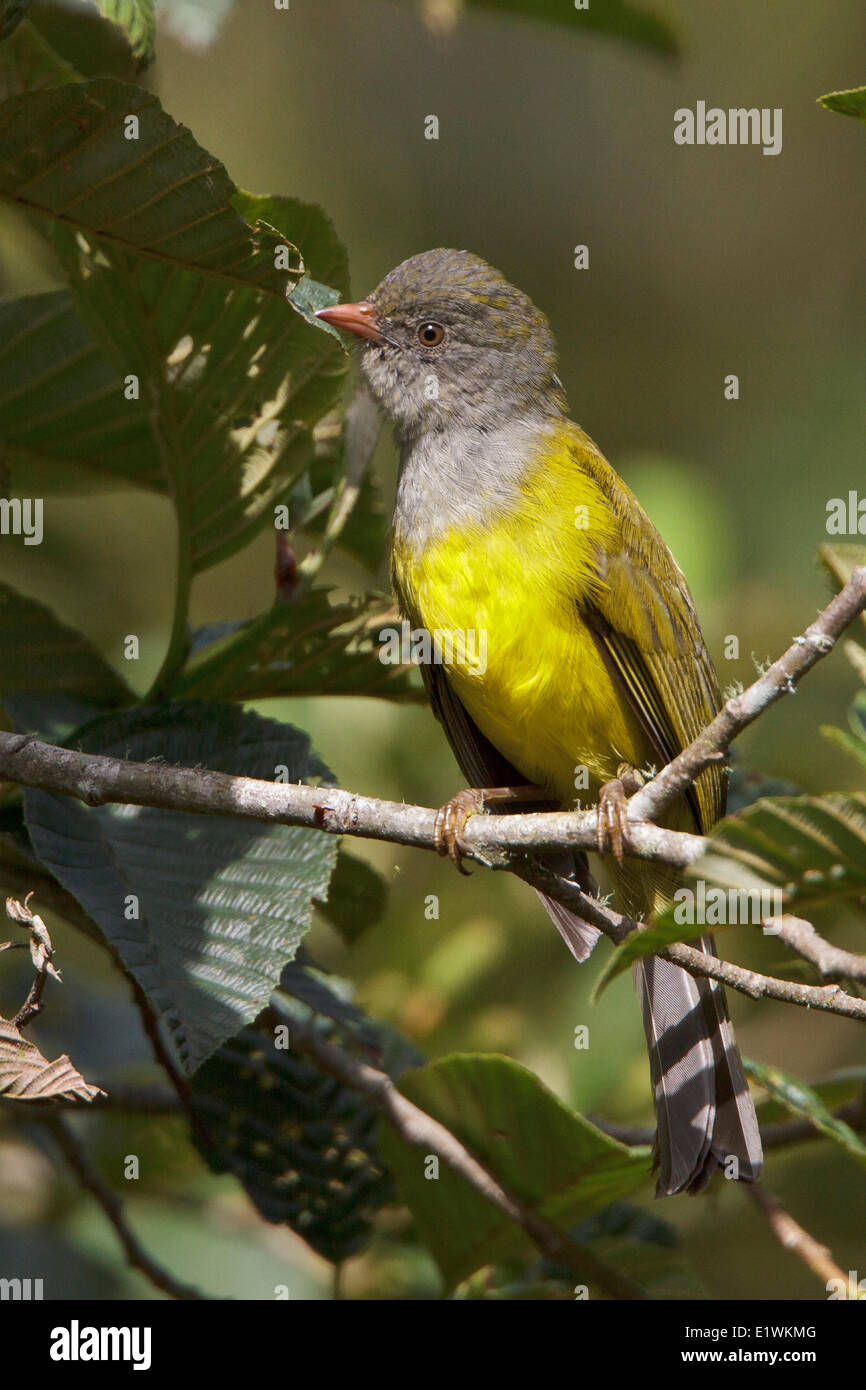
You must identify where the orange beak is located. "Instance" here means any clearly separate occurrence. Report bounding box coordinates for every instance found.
[315,300,383,343]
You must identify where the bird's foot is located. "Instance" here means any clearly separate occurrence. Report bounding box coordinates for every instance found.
[596,763,644,864]
[434,783,549,874]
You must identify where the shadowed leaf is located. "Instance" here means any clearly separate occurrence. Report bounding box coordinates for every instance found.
[379,1052,651,1286]
[23,703,338,1074]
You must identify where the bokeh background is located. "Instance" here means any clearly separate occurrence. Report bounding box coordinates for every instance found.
[1,0,865,1299]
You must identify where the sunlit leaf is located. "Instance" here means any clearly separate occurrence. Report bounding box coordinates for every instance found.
[172,589,418,701]
[24,703,338,1073]
[0,1016,103,1101]
[817,87,866,122]
[746,1059,866,1168]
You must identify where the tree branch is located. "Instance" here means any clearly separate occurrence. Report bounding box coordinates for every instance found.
[285,1015,650,1300]
[1,571,862,871]
[516,863,866,1021]
[0,572,865,1022]
[627,566,866,823]
[767,914,866,983]
[42,1113,209,1300]
[747,1182,865,1298]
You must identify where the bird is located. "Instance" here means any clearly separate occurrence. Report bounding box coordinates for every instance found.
[317,248,763,1196]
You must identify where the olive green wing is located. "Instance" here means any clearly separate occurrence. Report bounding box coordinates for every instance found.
[573,434,725,834]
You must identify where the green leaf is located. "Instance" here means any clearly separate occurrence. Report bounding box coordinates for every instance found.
[409,0,678,57]
[754,1064,866,1123]
[316,850,388,943]
[822,718,866,771]
[172,590,418,701]
[817,87,866,122]
[189,960,400,1263]
[595,793,866,991]
[0,580,132,704]
[23,703,338,1074]
[378,1052,651,1287]
[89,0,156,68]
[0,1016,103,1101]
[696,795,866,916]
[0,17,80,98]
[745,1059,866,1168]
[455,1204,705,1300]
[0,80,304,299]
[51,237,346,579]
[823,731,866,770]
[236,191,350,300]
[0,291,159,489]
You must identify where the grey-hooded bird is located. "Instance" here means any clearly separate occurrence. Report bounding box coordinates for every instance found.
[318,248,763,1196]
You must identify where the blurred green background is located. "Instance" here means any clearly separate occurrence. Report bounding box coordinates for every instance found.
[1,0,865,1299]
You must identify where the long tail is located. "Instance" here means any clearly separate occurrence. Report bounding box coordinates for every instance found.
[633,935,763,1195]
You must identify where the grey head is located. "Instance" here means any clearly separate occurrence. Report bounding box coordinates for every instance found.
[317,249,567,443]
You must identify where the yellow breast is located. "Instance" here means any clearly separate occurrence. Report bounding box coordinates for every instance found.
[391,431,652,804]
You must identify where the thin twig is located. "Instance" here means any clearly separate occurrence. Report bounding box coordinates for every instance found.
[43,1114,209,1300]
[747,1182,865,1298]
[595,1097,866,1151]
[285,1015,650,1300]
[767,915,866,983]
[517,863,866,1021]
[627,567,866,824]
[4,893,61,1029]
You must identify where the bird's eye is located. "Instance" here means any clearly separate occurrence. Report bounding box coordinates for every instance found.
[417,321,445,347]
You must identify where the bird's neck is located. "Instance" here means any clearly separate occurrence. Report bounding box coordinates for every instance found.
[392,411,563,552]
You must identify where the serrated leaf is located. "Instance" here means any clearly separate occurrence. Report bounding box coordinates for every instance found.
[0,1016,102,1101]
[0,580,132,704]
[818,87,866,122]
[52,221,345,576]
[172,589,418,700]
[0,291,161,488]
[0,80,305,298]
[23,703,338,1074]
[745,1059,866,1168]
[378,1052,651,1287]
[596,793,866,992]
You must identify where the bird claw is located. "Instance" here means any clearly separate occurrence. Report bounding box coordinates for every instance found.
[433,788,486,875]
[596,766,640,865]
